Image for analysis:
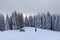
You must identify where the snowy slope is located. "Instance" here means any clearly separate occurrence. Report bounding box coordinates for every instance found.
[0,27,60,40]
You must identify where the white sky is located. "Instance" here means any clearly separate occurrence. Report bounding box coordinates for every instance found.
[0,0,60,16]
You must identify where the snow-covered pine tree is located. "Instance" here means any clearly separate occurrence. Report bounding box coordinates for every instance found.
[31,16,35,27]
[34,15,38,27]
[20,13,24,28]
[53,15,58,31]
[9,16,13,30]
[41,13,46,29]
[12,11,17,30]
[17,13,21,29]
[17,12,24,29]
[53,15,60,31]
[32,15,36,27]
[2,15,5,31]
[29,15,33,27]
[5,14,10,30]
[57,15,60,31]
[58,15,60,31]
[38,15,42,28]
[25,16,29,26]
[45,12,51,30]
[51,15,56,30]
[35,14,42,28]
[0,14,5,31]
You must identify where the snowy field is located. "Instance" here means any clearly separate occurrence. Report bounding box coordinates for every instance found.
[0,27,60,40]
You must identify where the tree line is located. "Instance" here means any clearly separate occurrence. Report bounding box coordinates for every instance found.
[0,11,60,31]
[24,12,60,31]
[0,11,24,31]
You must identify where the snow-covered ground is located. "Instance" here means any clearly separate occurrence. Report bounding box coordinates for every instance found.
[0,27,60,40]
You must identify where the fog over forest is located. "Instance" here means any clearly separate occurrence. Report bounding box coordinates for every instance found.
[0,0,60,16]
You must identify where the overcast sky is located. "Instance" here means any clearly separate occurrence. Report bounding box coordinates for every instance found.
[0,0,60,16]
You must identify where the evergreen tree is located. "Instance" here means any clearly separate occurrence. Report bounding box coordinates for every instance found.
[20,13,24,28]
[12,11,17,30]
[35,14,42,28]
[42,13,46,29]
[9,16,13,30]
[17,12,24,29]
[58,15,60,31]
[25,16,29,26]
[46,12,51,30]
[0,14,5,31]
[5,14,9,30]
[29,15,33,27]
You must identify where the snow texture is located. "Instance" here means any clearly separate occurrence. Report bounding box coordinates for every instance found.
[0,27,60,40]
